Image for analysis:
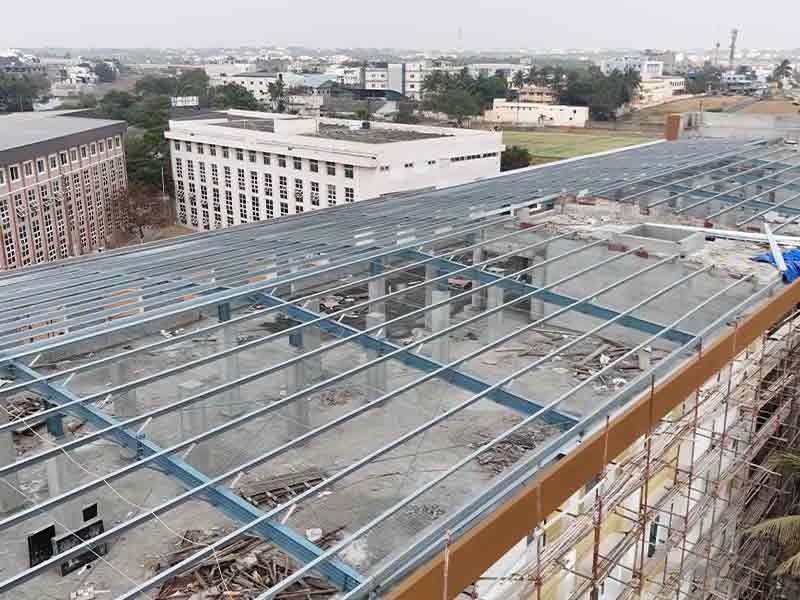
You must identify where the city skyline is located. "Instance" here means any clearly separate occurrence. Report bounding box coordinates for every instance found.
[5,0,799,53]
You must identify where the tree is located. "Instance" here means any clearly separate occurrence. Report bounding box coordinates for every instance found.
[747,452,800,576]
[210,83,259,110]
[442,88,481,123]
[501,145,532,171]
[0,73,50,112]
[97,90,136,120]
[512,70,525,89]
[267,79,286,112]
[774,59,793,87]
[93,62,116,83]
[393,110,418,124]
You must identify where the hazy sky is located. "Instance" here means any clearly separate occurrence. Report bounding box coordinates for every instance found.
[5,0,798,51]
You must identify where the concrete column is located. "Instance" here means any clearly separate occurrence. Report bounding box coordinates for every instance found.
[486,286,504,344]
[424,264,436,329]
[471,237,485,313]
[0,397,24,513]
[638,349,652,371]
[365,312,387,395]
[45,431,80,531]
[285,348,310,440]
[430,290,451,363]
[111,360,139,459]
[179,379,211,473]
[530,245,549,320]
[217,303,243,419]
[303,298,323,381]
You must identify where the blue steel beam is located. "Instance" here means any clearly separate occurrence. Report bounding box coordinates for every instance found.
[7,361,363,592]
[249,293,578,428]
[397,250,695,345]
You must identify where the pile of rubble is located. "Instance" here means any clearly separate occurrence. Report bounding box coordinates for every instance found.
[151,528,344,600]
[473,425,559,474]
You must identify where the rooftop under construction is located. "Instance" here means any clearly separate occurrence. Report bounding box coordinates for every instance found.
[1,136,800,600]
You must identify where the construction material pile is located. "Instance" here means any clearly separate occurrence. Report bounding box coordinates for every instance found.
[152,528,344,599]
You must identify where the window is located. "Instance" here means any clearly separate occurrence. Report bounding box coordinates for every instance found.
[24,162,33,177]
[309,159,319,173]
[345,187,354,203]
[293,157,302,170]
[294,178,303,201]
[250,171,259,194]
[9,165,20,182]
[279,176,288,200]
[264,173,273,197]
[277,155,287,168]
[239,193,248,221]
[222,146,230,159]
[209,144,217,157]
[249,150,257,163]
[98,140,105,153]
[326,161,336,176]
[114,136,121,148]
[262,152,271,166]
[186,142,193,153]
[211,164,219,186]
[344,164,354,179]
[404,162,414,169]
[237,168,246,191]
[236,148,244,161]
[49,156,57,170]
[199,162,207,183]
[647,516,660,558]
[0,169,4,186]
[310,181,320,206]
[280,202,289,216]
[427,160,436,166]
[59,152,68,166]
[175,158,183,179]
[90,143,97,156]
[265,198,274,219]
[81,146,88,159]
[70,149,78,162]
[224,166,232,188]
[186,160,194,181]
[327,184,336,205]
[174,140,181,151]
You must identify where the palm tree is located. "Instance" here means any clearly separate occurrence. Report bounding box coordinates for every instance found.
[622,68,642,105]
[774,59,793,87]
[267,78,286,113]
[747,452,800,576]
[512,70,525,89]
[526,66,538,85]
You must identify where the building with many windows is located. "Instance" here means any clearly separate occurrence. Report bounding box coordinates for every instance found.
[165,110,504,231]
[0,112,128,270]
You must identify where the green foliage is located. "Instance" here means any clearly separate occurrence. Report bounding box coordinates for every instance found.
[354,107,370,121]
[267,79,286,112]
[393,110,418,124]
[93,62,116,83]
[97,90,135,120]
[686,65,721,95]
[501,145,532,171]
[558,67,642,121]
[127,95,171,130]
[774,59,793,87]
[0,73,50,112]
[125,135,168,190]
[210,83,260,111]
[422,69,506,121]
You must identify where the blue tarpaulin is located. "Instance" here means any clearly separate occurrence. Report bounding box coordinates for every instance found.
[752,249,800,283]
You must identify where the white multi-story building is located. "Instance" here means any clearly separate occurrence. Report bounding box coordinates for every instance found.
[164,110,504,232]
[0,112,128,270]
[216,72,305,104]
[601,56,664,79]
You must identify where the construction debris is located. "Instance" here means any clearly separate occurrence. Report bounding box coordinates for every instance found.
[473,425,559,473]
[151,529,343,600]
[405,503,446,521]
[237,469,327,509]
